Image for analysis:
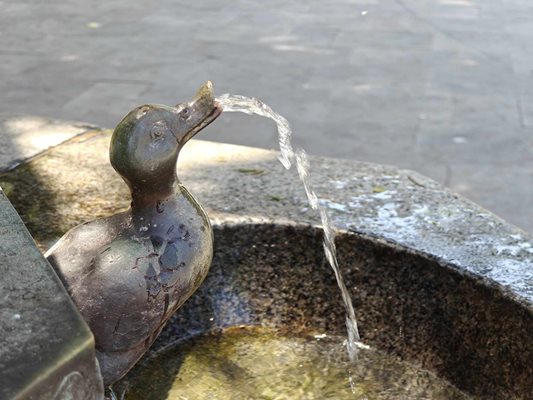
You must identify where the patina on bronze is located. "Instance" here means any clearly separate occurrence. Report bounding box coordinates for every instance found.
[46,81,222,385]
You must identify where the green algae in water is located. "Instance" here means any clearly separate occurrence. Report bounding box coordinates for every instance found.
[122,327,470,400]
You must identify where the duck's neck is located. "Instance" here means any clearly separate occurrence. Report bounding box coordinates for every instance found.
[130,181,181,230]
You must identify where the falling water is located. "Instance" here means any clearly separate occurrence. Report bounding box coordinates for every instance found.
[216,94,363,390]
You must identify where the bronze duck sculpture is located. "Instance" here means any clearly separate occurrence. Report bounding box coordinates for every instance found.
[46,81,222,385]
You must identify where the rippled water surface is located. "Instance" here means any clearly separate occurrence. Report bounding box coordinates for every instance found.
[123,327,470,400]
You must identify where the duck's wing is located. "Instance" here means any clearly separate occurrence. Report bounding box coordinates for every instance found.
[45,212,128,291]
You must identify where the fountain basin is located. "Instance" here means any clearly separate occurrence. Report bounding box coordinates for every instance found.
[124,221,530,399]
[0,123,531,399]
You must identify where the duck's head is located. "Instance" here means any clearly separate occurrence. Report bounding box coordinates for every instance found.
[110,81,221,194]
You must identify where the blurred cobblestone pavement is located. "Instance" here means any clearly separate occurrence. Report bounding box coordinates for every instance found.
[1,0,532,231]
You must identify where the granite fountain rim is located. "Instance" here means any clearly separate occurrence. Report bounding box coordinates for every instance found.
[1,116,532,309]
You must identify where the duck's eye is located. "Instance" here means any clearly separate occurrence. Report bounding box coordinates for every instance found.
[179,107,191,121]
[150,121,167,139]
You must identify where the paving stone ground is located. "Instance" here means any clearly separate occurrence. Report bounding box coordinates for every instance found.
[0,0,532,231]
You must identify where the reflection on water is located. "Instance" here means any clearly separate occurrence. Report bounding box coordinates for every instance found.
[123,326,470,400]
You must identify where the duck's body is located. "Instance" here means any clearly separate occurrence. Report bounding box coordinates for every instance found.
[46,82,221,385]
[47,186,212,383]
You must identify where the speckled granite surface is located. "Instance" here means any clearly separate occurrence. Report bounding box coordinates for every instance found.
[0,128,531,399]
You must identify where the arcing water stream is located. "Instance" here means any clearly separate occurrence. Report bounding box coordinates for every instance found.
[216,94,363,390]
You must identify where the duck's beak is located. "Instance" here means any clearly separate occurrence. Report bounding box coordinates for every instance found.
[176,81,222,145]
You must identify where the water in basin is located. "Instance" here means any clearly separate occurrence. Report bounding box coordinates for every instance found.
[122,326,470,400]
